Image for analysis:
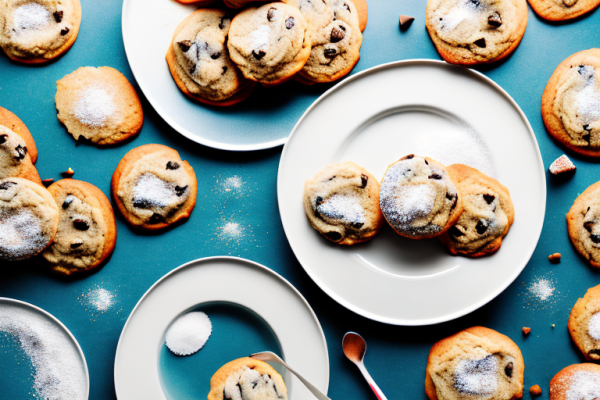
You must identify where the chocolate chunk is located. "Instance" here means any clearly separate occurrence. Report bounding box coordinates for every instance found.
[324,48,337,58]
[488,12,502,27]
[316,196,324,206]
[351,222,364,229]
[252,49,266,60]
[589,349,600,359]
[0,134,7,144]
[325,231,342,241]
[591,234,600,244]
[133,198,152,209]
[449,226,464,237]
[399,15,415,29]
[424,159,429,165]
[285,17,295,29]
[53,11,63,23]
[470,0,481,6]
[483,194,495,204]
[190,65,197,75]
[222,66,228,75]
[62,168,75,178]
[42,179,54,188]
[583,131,591,145]
[219,15,230,30]
[70,240,83,249]
[178,40,193,52]
[585,221,594,233]
[61,27,70,36]
[505,362,513,378]
[584,124,591,131]
[405,154,415,159]
[476,220,488,234]
[166,161,180,170]
[62,195,75,209]
[360,174,368,189]
[149,213,165,224]
[0,181,16,190]
[267,7,277,21]
[175,185,188,197]
[446,192,455,201]
[73,219,90,231]
[328,176,336,181]
[428,173,442,180]
[474,38,486,48]
[578,65,594,80]
[343,3,351,11]
[14,145,27,161]
[331,26,346,43]
[211,51,221,60]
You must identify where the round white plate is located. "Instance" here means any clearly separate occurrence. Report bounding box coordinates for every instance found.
[0,298,89,399]
[114,257,329,400]
[278,60,546,326]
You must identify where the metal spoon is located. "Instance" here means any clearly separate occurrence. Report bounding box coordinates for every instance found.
[342,332,388,400]
[250,351,331,400]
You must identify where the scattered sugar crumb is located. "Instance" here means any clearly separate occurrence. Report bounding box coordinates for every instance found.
[78,284,120,318]
[165,312,212,357]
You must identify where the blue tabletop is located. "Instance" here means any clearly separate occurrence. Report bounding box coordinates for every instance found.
[1,0,600,399]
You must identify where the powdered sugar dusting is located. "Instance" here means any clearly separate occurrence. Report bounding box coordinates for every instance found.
[317,194,365,225]
[0,209,45,260]
[165,312,212,356]
[132,173,177,208]
[74,86,117,128]
[576,82,600,126]
[440,0,478,31]
[454,355,499,396]
[249,25,271,54]
[558,370,600,400]
[529,278,555,301]
[14,3,51,32]
[589,313,600,340]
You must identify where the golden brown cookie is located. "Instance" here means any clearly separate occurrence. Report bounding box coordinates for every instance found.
[0,177,59,261]
[111,144,197,231]
[0,107,37,164]
[567,179,600,268]
[439,164,514,257]
[568,284,600,361]
[425,0,528,66]
[528,0,600,21]
[542,49,600,158]
[166,9,255,107]
[550,363,600,399]
[0,0,81,64]
[56,66,143,146]
[0,125,41,184]
[425,326,524,400]
[207,357,288,400]
[38,179,116,276]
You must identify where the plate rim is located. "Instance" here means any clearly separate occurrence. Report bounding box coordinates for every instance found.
[277,58,547,326]
[0,297,90,398]
[113,256,330,398]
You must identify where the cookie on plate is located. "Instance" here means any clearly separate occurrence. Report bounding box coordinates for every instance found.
[111,144,197,231]
[223,0,269,8]
[567,179,600,268]
[0,0,81,64]
[439,164,514,257]
[528,0,600,21]
[568,284,600,361]
[425,0,528,66]
[56,66,143,145]
[550,363,600,399]
[380,155,463,240]
[425,326,524,400]
[0,107,38,164]
[0,125,41,184]
[283,0,363,83]
[303,162,383,245]
[166,9,255,106]
[207,357,288,400]
[542,49,600,158]
[0,177,59,261]
[227,3,311,85]
[38,179,116,276]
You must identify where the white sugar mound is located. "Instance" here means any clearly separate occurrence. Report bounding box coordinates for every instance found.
[317,194,366,225]
[0,303,87,400]
[132,173,177,208]
[165,312,212,356]
[249,25,271,53]
[74,86,117,128]
[565,371,600,400]
[577,83,600,125]
[0,209,45,259]
[454,355,499,396]
[440,1,477,31]
[14,3,51,32]
[589,313,600,341]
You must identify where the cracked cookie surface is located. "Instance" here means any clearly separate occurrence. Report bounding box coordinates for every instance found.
[567,179,600,268]
[528,0,600,20]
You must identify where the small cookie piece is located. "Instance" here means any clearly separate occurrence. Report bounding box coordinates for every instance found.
[0,107,37,163]
[38,179,116,276]
[303,162,383,245]
[0,0,81,63]
[207,357,288,400]
[567,179,600,268]
[425,326,524,400]
[283,0,363,83]
[380,155,463,239]
[528,0,600,21]
[530,385,542,397]
[111,144,197,231]
[550,363,600,399]
[425,0,528,66]
[549,155,576,175]
[0,177,59,261]
[0,125,41,184]
[227,3,311,85]
[166,9,255,106]
[439,164,514,257]
[542,49,600,158]
[56,66,143,145]
[568,284,600,361]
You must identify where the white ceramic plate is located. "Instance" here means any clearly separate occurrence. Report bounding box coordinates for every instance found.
[278,60,546,326]
[114,257,329,400]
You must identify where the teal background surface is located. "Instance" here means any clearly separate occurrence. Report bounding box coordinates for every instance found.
[0,0,599,399]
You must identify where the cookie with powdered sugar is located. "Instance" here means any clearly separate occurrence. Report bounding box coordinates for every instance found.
[550,363,600,399]
[425,326,524,400]
[303,162,383,245]
[0,107,38,164]
[111,144,197,231]
[379,155,463,240]
[528,0,600,21]
[55,66,143,146]
[567,179,600,268]
[568,284,600,361]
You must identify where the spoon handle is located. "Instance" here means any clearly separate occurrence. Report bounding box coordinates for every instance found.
[357,363,388,400]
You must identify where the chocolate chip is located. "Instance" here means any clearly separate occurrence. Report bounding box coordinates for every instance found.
[331,26,346,42]
[360,174,368,188]
[505,362,513,378]
[428,173,442,180]
[14,145,27,161]
[53,10,63,23]
[328,176,337,181]
[578,65,593,79]
[483,194,495,204]
[476,219,488,234]
[591,234,600,244]
[324,48,337,58]
[405,154,415,159]
[252,49,266,60]
[424,159,429,165]
[325,231,342,241]
[267,7,277,21]
[0,181,16,190]
[470,0,481,6]
[0,134,7,144]
[446,192,455,201]
[73,219,90,231]
[70,240,83,249]
[175,185,188,197]
[219,15,230,30]
[351,222,364,229]
[585,221,594,233]
[178,40,193,52]
[285,17,295,29]
[61,27,69,36]
[449,226,464,237]
[149,213,165,224]
[222,66,228,75]
[488,12,502,27]
[133,198,152,209]
[316,196,324,206]
[62,195,75,209]
[166,161,180,170]
[583,131,591,145]
[42,179,54,187]
[343,3,350,11]
[210,51,221,60]
[589,349,600,359]
[190,65,197,75]
[474,38,486,48]
[584,124,591,131]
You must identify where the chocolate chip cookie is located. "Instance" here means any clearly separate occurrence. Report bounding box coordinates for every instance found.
[425,326,524,400]
[439,164,514,257]
[56,66,144,145]
[111,144,197,231]
[0,125,41,184]
[167,9,255,106]
[542,49,600,157]
[567,179,600,268]
[0,177,59,261]
[0,107,38,164]
[284,0,363,83]
[38,179,116,276]
[227,3,311,85]
[207,357,288,400]
[380,155,463,239]
[425,0,528,65]
[303,162,383,245]
[568,284,600,362]
[0,0,81,64]
[550,363,600,400]
[528,0,600,21]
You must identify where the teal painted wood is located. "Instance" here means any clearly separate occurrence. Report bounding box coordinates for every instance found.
[0,0,599,399]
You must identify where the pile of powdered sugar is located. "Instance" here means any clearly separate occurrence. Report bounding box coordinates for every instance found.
[439,0,479,31]
[165,312,212,356]
[13,3,51,32]
[454,355,499,396]
[317,194,366,225]
[0,209,45,260]
[249,25,271,54]
[576,81,600,126]
[553,370,600,400]
[74,85,118,128]
[132,173,178,208]
[588,313,600,341]
[0,302,87,400]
